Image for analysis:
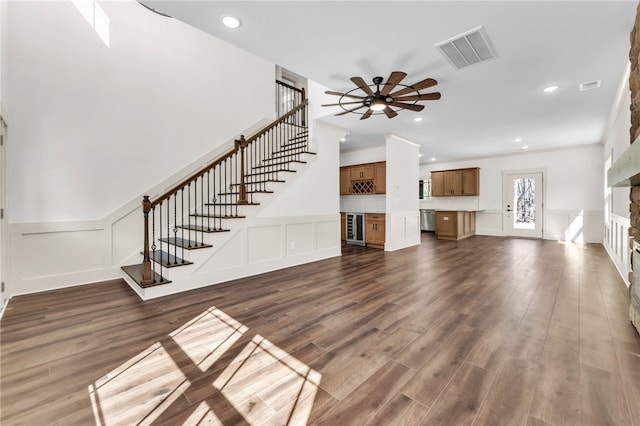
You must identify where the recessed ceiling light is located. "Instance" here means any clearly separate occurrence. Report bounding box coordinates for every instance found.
[413,117,423,122]
[543,85,559,93]
[521,145,528,150]
[418,153,423,157]
[431,157,436,161]
[514,137,523,142]
[339,137,346,142]
[221,15,241,29]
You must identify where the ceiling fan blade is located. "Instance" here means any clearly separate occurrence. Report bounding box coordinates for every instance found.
[380,71,407,96]
[389,78,438,98]
[350,76,375,97]
[336,105,368,116]
[394,92,441,102]
[383,107,398,119]
[390,102,425,112]
[360,109,374,120]
[321,101,364,107]
[325,90,366,100]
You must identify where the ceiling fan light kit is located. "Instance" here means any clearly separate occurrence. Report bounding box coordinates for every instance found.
[322,71,441,120]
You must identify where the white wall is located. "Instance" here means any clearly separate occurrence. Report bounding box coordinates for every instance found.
[258,83,345,218]
[420,144,604,243]
[385,135,420,251]
[603,66,631,286]
[0,0,6,116]
[7,0,275,223]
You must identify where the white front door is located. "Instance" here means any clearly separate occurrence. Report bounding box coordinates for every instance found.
[503,172,543,238]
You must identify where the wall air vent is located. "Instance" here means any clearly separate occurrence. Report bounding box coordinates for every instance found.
[435,26,496,70]
[579,80,601,91]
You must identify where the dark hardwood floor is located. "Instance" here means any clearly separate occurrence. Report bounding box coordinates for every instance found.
[2,233,639,425]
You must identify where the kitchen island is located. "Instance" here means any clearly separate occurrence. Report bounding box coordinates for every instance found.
[435,210,476,240]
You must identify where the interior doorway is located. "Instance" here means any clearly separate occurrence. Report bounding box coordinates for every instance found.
[503,171,543,238]
[0,115,6,310]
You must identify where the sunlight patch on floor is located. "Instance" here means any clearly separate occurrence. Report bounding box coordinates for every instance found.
[214,335,321,425]
[88,307,320,425]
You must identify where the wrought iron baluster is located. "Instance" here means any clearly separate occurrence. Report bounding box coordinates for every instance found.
[159,201,163,281]
[173,192,177,263]
[207,170,211,232]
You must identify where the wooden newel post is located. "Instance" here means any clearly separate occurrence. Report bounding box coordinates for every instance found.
[141,195,153,285]
[237,135,249,205]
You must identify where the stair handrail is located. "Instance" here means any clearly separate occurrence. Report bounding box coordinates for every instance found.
[141,97,308,285]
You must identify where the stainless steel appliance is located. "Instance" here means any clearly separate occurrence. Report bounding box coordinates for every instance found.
[420,209,435,231]
[346,212,365,246]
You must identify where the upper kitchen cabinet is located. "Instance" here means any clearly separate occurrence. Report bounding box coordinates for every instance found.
[374,162,386,194]
[340,162,386,195]
[340,168,351,195]
[431,171,445,196]
[430,167,479,197]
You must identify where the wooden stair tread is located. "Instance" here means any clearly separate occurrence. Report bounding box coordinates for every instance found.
[246,169,295,176]
[230,180,285,186]
[218,190,274,195]
[190,214,246,219]
[159,237,212,250]
[176,224,230,233]
[255,161,306,168]
[203,202,259,206]
[147,250,193,268]
[121,264,171,288]
[272,149,316,156]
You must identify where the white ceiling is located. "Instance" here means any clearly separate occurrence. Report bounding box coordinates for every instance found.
[142,1,636,163]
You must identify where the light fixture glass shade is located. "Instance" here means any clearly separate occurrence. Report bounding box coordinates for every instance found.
[369,99,387,111]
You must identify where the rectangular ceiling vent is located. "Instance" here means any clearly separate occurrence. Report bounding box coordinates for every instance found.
[579,80,601,91]
[435,26,497,70]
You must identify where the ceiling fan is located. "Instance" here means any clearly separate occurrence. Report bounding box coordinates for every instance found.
[322,71,441,120]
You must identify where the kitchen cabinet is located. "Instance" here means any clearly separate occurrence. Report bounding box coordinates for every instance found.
[340,212,346,241]
[430,168,479,196]
[374,162,386,193]
[365,213,385,248]
[431,171,445,196]
[461,168,479,196]
[435,211,476,240]
[340,162,386,195]
[340,168,351,195]
[350,164,375,181]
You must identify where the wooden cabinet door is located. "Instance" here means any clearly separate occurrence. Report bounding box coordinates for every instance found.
[350,164,375,181]
[435,211,457,238]
[444,171,462,195]
[340,212,346,240]
[431,171,445,196]
[340,168,351,195]
[461,168,479,196]
[374,162,386,194]
[365,214,385,247]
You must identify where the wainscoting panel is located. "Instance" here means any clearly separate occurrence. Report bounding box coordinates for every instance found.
[316,220,340,251]
[21,229,104,279]
[248,225,282,263]
[476,210,504,236]
[385,211,420,252]
[286,222,313,256]
[604,213,631,288]
[112,206,142,266]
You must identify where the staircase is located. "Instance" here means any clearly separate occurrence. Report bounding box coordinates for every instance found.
[122,85,312,291]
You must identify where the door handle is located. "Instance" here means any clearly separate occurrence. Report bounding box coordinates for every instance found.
[506,209,512,212]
